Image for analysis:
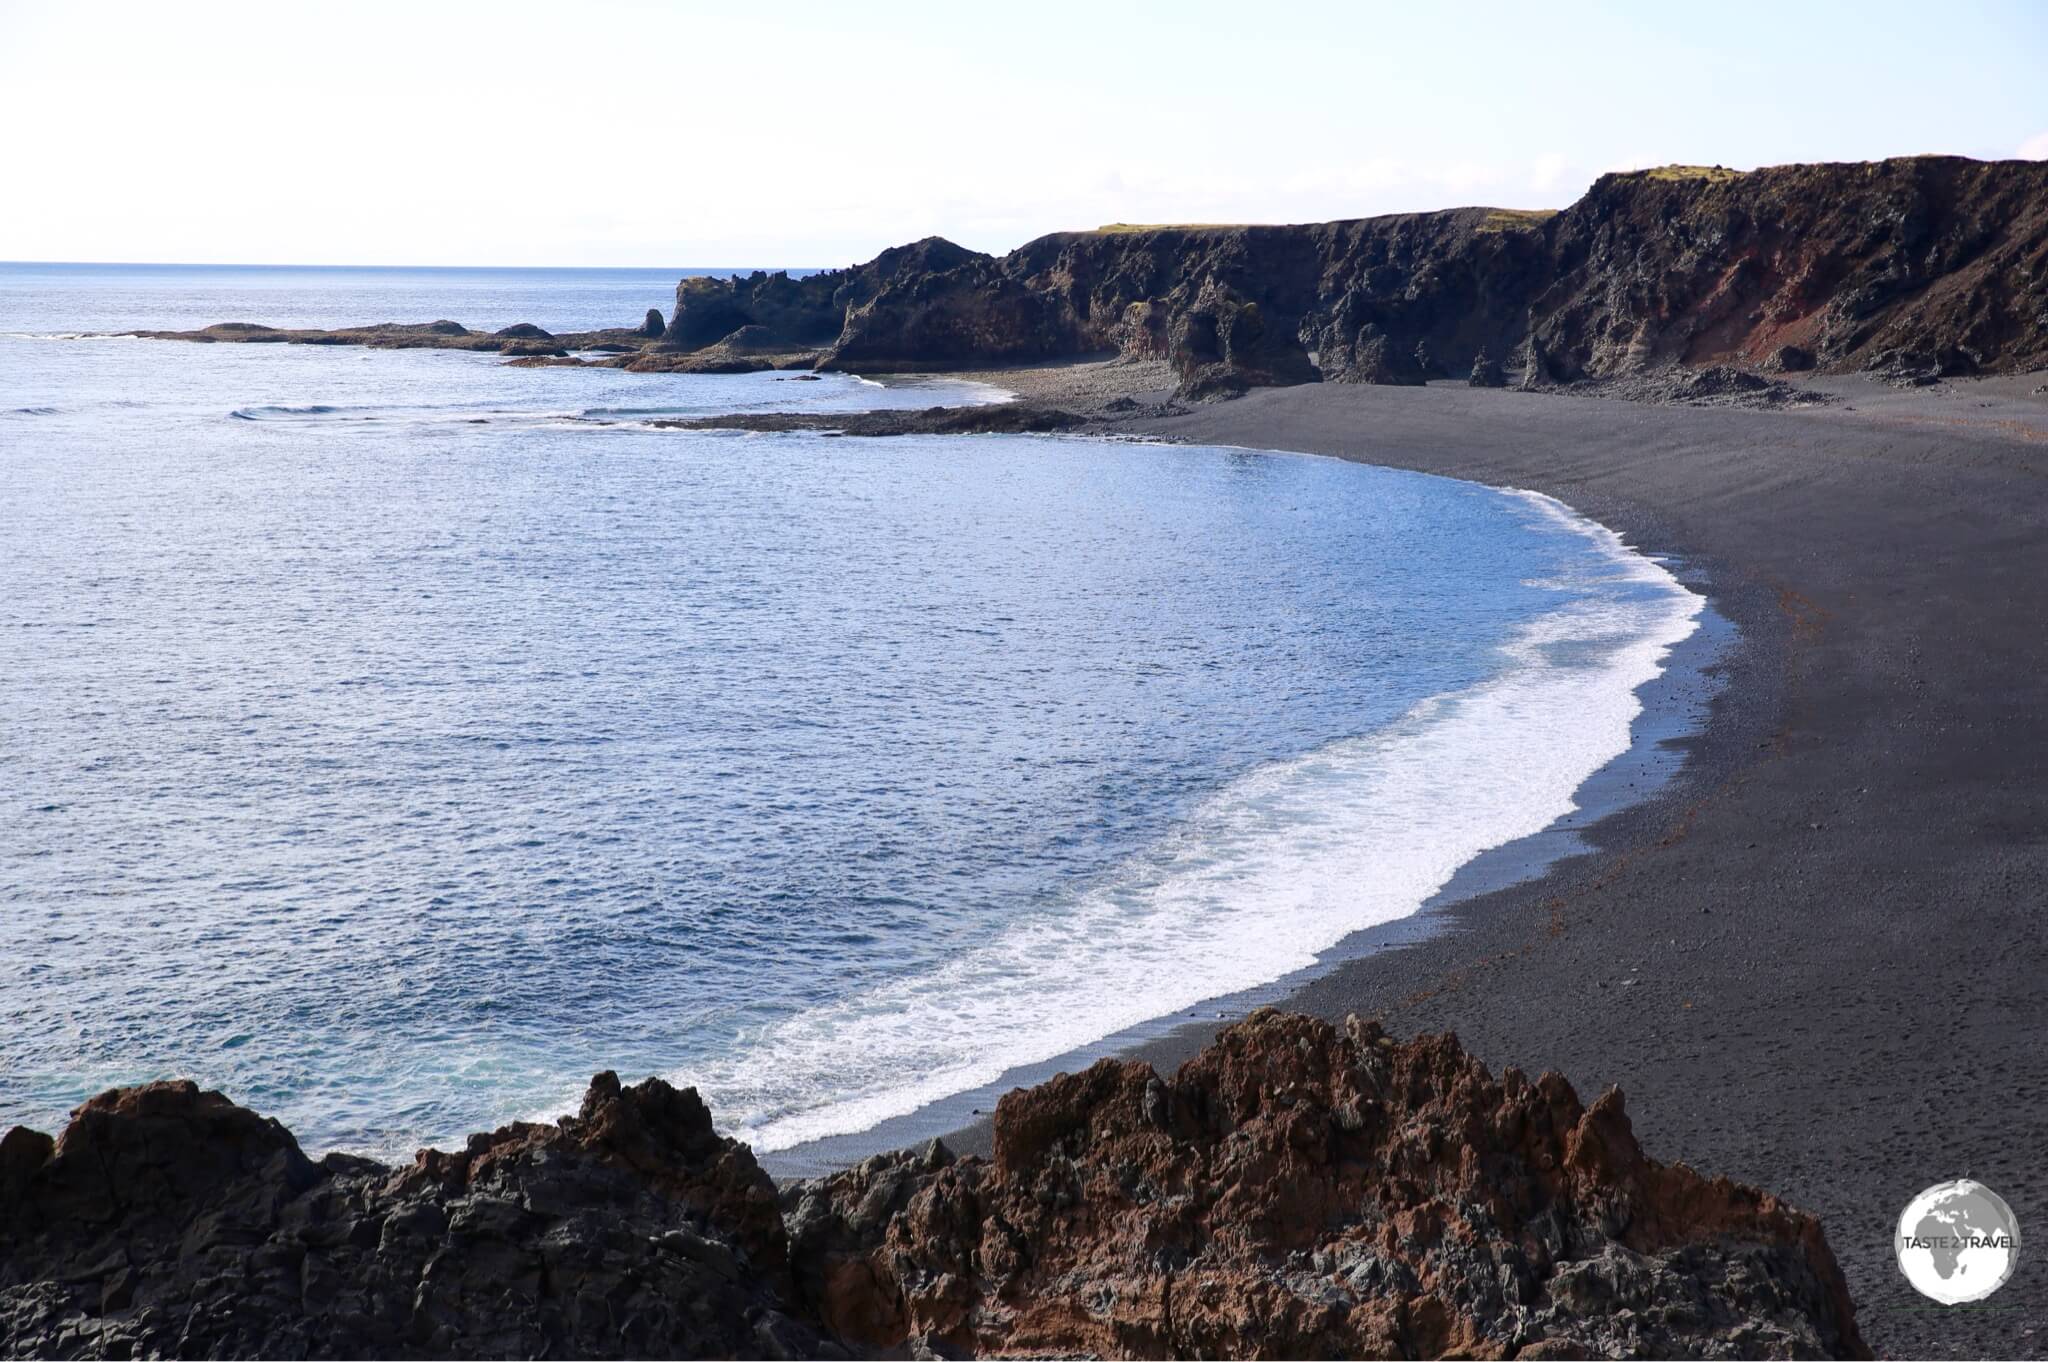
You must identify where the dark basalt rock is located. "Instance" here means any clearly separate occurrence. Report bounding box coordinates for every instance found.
[1,1016,1866,1359]
[1518,332,1560,390]
[1336,326,1430,386]
[1169,279,1318,399]
[821,259,1079,374]
[645,157,2048,403]
[1468,347,1508,387]
[137,158,2048,407]
[129,320,650,358]
[715,324,780,351]
[1569,364,1831,408]
[0,1075,824,1360]
[660,239,990,357]
[651,404,1089,437]
[640,307,667,338]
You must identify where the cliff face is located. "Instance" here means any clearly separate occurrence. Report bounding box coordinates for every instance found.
[1,1014,1865,1360]
[1530,158,2048,381]
[658,157,2048,397]
[662,236,1080,372]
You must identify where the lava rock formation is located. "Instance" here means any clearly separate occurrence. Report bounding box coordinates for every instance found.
[2,1013,1867,1359]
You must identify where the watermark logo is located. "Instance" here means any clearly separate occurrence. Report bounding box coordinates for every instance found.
[1896,1180,2020,1305]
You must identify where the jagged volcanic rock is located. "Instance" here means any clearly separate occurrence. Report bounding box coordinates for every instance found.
[645,156,2048,402]
[1468,347,1507,387]
[660,238,989,355]
[0,1015,1868,1359]
[783,1011,1868,1359]
[1168,280,1318,400]
[650,405,1089,437]
[0,1075,827,1359]
[127,320,638,358]
[136,158,2048,405]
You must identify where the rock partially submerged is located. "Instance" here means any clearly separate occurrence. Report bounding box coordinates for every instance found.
[1,1013,1865,1359]
[649,404,1088,437]
[125,320,649,359]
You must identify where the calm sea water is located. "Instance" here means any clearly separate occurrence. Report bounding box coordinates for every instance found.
[0,263,1700,1158]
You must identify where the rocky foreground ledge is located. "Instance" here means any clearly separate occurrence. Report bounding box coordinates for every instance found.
[0,1013,1864,1360]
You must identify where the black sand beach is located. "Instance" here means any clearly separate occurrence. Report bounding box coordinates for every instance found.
[932,367,2048,1358]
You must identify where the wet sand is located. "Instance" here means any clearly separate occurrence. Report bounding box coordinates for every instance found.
[941,368,2048,1358]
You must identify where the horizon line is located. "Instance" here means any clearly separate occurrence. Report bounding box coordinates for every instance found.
[0,259,827,274]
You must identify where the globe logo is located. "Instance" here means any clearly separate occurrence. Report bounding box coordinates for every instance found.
[1896,1180,2021,1304]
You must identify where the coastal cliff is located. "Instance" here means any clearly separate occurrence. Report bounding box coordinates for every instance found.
[1,1013,1866,1359]
[131,157,2047,405]
[658,155,2048,398]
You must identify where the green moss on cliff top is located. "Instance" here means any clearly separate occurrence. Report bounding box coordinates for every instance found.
[1090,222,1253,234]
[1475,208,1558,233]
[1636,164,1746,183]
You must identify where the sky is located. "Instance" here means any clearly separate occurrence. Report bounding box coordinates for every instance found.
[2,0,2045,269]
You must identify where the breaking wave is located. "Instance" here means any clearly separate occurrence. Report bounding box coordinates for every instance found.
[667,485,1703,1151]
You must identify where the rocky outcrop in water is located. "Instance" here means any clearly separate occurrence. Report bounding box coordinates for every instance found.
[2,1013,1865,1359]
[649,405,1088,437]
[125,320,649,359]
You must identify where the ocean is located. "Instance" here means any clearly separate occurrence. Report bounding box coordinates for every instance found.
[0,262,1701,1161]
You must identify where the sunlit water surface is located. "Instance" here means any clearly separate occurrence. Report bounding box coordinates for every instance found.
[0,264,1698,1156]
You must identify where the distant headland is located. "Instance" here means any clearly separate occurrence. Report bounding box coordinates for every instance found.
[131,155,2048,409]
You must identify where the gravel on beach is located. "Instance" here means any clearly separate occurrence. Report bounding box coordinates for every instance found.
[930,364,2048,1359]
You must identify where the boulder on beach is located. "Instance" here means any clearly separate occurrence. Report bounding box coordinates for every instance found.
[1469,346,1508,386]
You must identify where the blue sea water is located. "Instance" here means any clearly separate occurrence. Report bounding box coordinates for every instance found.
[0,263,1700,1158]
[0,261,777,335]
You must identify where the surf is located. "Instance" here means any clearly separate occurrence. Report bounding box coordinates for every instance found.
[669,482,1703,1152]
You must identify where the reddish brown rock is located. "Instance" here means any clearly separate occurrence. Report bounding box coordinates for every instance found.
[644,155,2048,402]
[131,158,2048,408]
[783,1011,1868,1359]
[2,1017,1866,1359]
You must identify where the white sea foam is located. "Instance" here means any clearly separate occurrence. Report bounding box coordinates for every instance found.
[660,483,1702,1152]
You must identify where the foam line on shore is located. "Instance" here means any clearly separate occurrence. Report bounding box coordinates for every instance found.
[659,478,1704,1152]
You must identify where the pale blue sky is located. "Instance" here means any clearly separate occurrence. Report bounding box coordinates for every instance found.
[2,0,2043,267]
